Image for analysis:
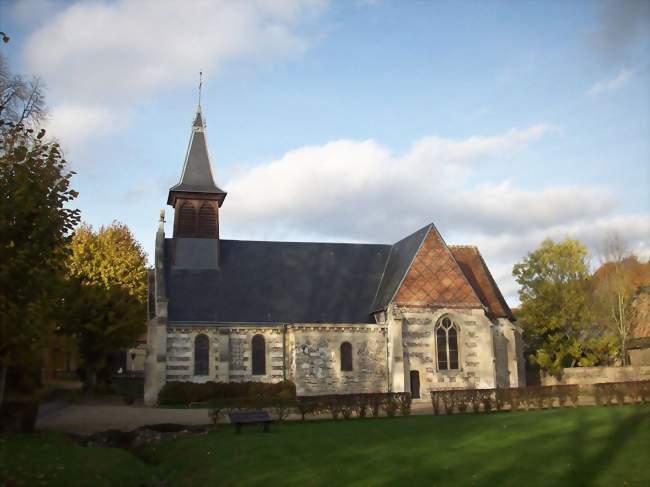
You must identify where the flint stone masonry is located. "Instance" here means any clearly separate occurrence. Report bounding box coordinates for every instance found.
[292,325,388,396]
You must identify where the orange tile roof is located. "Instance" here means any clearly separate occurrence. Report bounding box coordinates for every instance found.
[450,245,515,320]
[394,227,483,308]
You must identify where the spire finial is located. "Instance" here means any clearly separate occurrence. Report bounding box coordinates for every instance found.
[198,70,203,107]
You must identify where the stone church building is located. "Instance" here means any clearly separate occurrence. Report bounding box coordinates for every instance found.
[144,107,525,406]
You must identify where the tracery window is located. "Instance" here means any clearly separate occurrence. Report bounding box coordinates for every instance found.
[194,334,209,376]
[436,316,459,371]
[252,334,266,375]
[340,341,353,372]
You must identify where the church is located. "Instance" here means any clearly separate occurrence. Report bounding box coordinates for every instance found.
[144,106,526,406]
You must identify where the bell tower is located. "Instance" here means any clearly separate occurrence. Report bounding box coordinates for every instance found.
[167,105,227,267]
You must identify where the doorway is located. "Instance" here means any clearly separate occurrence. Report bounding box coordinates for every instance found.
[410,370,420,399]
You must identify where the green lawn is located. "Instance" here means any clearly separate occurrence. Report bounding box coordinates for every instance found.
[2,404,649,486]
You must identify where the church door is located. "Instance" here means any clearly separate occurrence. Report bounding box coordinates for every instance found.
[410,371,420,399]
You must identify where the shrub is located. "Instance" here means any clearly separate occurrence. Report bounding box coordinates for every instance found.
[295,397,317,421]
[384,395,398,417]
[396,393,412,416]
[370,394,384,417]
[356,394,369,418]
[431,393,441,415]
[158,380,297,406]
[480,390,492,412]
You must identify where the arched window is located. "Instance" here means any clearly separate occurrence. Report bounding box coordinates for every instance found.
[197,203,217,237]
[178,201,197,236]
[252,334,266,375]
[436,316,459,370]
[194,334,209,376]
[340,342,353,372]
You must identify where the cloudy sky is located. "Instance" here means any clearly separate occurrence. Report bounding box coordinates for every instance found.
[3,0,649,304]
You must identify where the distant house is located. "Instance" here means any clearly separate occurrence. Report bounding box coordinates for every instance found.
[144,106,525,405]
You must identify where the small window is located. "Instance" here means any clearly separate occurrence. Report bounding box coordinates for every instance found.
[252,334,266,375]
[436,316,460,371]
[194,334,209,376]
[340,341,353,372]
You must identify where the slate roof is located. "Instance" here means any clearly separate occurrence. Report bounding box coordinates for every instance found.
[167,107,226,205]
[166,238,391,324]
[164,225,514,324]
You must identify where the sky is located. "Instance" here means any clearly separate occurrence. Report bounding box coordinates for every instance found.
[2,0,649,304]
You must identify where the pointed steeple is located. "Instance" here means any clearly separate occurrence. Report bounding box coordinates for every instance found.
[167,105,226,207]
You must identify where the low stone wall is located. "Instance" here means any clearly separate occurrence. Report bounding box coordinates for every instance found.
[541,365,650,386]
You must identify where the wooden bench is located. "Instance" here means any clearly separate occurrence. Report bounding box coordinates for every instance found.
[227,411,273,434]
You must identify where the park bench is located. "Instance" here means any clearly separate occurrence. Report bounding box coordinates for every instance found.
[227,411,273,434]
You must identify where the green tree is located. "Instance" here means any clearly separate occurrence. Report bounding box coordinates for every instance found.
[513,238,594,374]
[62,223,147,387]
[0,123,79,406]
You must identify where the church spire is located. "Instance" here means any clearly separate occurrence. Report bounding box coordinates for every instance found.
[167,103,226,207]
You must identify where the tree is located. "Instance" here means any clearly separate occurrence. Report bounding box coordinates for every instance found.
[592,235,650,365]
[0,52,46,132]
[513,238,594,374]
[0,120,79,407]
[61,223,147,387]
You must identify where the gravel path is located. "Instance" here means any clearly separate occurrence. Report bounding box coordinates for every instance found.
[36,400,435,435]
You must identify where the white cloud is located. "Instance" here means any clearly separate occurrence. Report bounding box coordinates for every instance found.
[586,68,634,96]
[22,0,327,150]
[215,125,649,305]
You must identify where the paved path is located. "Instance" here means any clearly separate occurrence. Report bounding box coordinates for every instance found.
[36,400,435,435]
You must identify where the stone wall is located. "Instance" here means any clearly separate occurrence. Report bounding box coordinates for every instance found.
[165,326,286,383]
[400,308,497,394]
[541,365,650,386]
[290,325,388,396]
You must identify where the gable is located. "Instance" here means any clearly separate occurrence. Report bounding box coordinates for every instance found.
[450,246,514,320]
[394,227,482,308]
[371,224,431,312]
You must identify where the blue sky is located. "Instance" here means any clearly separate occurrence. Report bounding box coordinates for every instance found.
[2,0,649,303]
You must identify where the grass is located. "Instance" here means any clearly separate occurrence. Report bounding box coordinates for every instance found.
[0,432,157,487]
[2,404,649,486]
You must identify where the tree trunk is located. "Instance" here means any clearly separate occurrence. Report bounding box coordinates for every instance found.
[0,365,7,409]
[84,368,97,392]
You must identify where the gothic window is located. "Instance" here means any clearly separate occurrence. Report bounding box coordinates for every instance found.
[436,316,459,371]
[252,334,266,376]
[178,201,197,236]
[194,334,209,376]
[197,203,217,237]
[340,341,353,372]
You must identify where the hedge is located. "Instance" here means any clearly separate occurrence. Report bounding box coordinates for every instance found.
[158,380,297,406]
[431,381,650,415]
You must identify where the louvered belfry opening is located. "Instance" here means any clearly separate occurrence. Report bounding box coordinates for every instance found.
[197,202,218,237]
[177,200,197,236]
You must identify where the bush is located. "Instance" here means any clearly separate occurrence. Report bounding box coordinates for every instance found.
[396,393,412,416]
[355,394,369,418]
[431,393,441,415]
[384,395,398,417]
[0,400,39,433]
[370,394,384,417]
[158,380,296,406]
[111,375,144,404]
